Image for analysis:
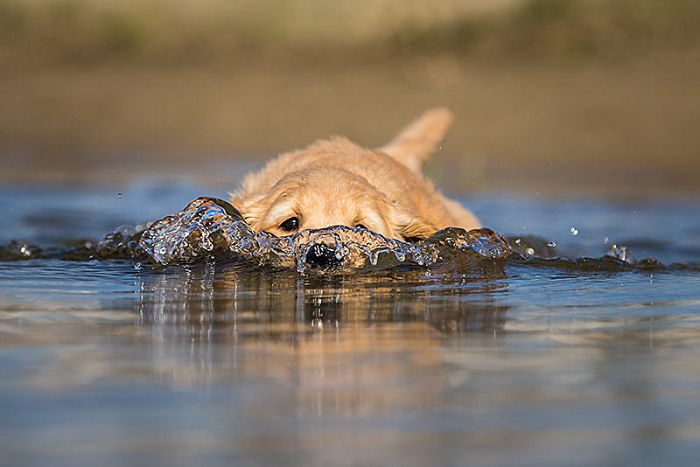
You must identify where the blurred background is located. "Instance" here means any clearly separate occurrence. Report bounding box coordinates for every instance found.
[1,0,699,197]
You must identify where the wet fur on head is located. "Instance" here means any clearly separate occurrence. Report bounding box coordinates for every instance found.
[231,108,480,241]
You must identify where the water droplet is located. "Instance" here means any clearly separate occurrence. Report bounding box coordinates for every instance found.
[117,193,123,198]
[525,247,535,256]
[334,243,349,260]
[606,244,636,265]
[570,227,579,236]
[547,241,557,247]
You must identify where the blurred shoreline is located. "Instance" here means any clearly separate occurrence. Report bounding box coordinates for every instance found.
[1,0,699,197]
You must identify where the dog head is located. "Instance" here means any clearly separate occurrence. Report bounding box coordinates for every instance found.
[231,108,461,241]
[235,166,436,241]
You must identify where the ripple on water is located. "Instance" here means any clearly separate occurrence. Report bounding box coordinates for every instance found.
[1,191,700,467]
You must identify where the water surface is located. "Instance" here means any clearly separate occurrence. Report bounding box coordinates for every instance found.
[1,181,699,466]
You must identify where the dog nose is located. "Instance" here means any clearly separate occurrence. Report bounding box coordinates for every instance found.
[305,243,340,268]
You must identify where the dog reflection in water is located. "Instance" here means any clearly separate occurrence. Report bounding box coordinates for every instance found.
[132,268,506,417]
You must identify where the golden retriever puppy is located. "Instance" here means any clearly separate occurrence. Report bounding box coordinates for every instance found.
[230,108,480,242]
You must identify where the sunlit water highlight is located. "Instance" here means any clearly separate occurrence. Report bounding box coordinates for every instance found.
[1,182,699,466]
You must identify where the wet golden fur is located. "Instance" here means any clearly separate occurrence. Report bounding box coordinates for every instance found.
[230,108,480,241]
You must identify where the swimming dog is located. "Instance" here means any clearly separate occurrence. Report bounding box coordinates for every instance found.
[230,108,479,242]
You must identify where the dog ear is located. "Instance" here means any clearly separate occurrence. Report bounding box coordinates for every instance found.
[377,107,454,174]
[400,217,438,242]
[231,192,268,227]
[388,205,438,242]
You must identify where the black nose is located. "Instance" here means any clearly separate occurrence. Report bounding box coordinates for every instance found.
[305,243,340,268]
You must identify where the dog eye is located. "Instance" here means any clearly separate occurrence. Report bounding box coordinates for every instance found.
[279,217,299,232]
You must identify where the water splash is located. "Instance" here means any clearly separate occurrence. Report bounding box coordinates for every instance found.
[3,197,696,274]
[133,198,510,271]
[606,244,637,265]
[0,240,41,261]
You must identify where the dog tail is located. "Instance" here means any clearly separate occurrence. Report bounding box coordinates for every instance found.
[377,107,454,174]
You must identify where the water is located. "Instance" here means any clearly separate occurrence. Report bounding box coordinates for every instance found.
[1,180,699,466]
